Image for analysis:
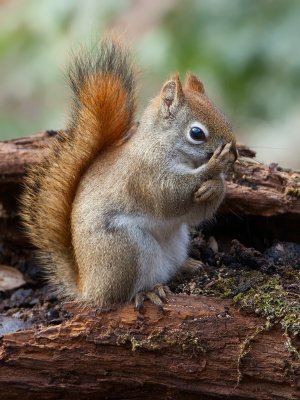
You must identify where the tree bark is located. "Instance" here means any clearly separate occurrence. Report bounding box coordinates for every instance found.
[1,295,299,400]
[0,132,299,399]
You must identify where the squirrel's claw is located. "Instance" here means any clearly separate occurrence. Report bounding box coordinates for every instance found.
[195,143,234,202]
[145,291,164,308]
[134,284,171,311]
[134,292,145,310]
[205,142,234,177]
[194,178,224,203]
[194,180,218,202]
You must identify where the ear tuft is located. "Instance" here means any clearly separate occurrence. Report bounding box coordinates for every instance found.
[161,81,176,106]
[160,74,184,118]
[185,72,205,94]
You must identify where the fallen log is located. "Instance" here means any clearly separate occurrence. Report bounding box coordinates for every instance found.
[1,295,299,400]
[0,132,299,399]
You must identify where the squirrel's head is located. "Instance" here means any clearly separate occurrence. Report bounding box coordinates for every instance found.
[139,73,237,167]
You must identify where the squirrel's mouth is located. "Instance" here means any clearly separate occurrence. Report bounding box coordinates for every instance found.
[206,151,214,161]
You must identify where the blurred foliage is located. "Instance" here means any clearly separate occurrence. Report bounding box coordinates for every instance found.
[0,0,299,167]
[164,1,300,123]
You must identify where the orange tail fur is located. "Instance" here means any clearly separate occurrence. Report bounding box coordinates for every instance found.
[21,38,136,298]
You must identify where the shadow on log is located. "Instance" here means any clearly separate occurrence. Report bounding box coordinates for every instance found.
[0,132,299,399]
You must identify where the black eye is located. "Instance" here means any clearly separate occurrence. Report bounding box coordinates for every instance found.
[189,126,206,141]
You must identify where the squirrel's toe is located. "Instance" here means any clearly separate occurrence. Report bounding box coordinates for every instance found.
[134,284,171,311]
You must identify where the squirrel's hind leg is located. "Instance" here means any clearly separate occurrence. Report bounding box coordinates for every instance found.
[73,229,139,307]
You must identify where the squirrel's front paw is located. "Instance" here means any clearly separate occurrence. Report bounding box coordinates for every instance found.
[206,142,235,176]
[134,284,171,311]
[194,178,225,203]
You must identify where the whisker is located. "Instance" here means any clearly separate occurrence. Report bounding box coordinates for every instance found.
[238,158,265,165]
[246,146,288,150]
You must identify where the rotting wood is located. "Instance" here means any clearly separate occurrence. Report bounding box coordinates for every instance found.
[0,295,299,400]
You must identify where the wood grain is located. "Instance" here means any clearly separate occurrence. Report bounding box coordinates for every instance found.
[1,295,299,400]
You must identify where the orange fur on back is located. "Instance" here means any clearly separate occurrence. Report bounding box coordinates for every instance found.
[21,39,136,298]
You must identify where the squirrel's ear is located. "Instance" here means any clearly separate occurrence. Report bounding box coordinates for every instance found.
[160,74,184,117]
[185,72,205,94]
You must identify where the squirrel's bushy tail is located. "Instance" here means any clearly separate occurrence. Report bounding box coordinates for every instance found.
[21,38,136,298]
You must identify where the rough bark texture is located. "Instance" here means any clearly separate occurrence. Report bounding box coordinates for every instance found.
[1,295,299,400]
[0,132,299,399]
[225,162,300,218]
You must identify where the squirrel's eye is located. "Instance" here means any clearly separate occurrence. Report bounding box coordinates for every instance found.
[187,126,208,145]
[186,122,208,144]
[190,127,206,141]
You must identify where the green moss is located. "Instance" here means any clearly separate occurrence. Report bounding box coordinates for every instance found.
[212,277,235,297]
[283,331,300,360]
[282,266,300,280]
[115,327,206,357]
[173,263,300,338]
[198,270,265,299]
[233,276,300,336]
[286,186,300,198]
[236,320,272,384]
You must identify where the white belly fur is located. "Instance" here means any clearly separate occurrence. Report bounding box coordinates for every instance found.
[113,214,190,295]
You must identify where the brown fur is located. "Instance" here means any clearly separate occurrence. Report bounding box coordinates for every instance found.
[185,72,205,94]
[21,38,136,299]
[186,91,234,146]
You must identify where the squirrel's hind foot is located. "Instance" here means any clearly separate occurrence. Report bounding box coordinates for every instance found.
[181,257,204,274]
[134,284,171,311]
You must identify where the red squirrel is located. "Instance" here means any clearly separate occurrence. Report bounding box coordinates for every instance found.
[21,37,237,309]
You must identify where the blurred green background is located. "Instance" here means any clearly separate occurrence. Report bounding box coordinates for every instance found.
[1,0,300,168]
